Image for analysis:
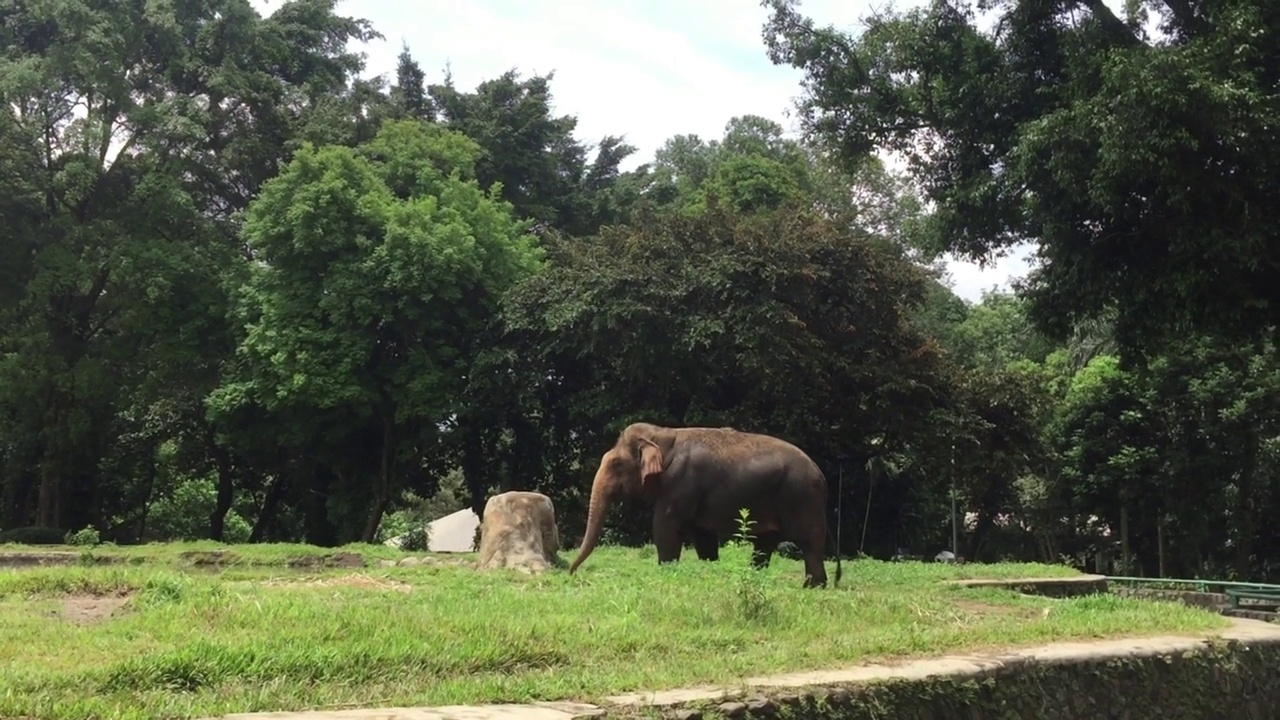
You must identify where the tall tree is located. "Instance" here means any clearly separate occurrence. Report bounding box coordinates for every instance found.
[390,43,434,122]
[0,0,378,531]
[761,0,1280,355]
[486,200,960,549]
[207,120,542,543]
[429,69,635,235]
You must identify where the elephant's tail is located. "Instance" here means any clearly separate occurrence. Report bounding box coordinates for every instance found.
[826,524,843,588]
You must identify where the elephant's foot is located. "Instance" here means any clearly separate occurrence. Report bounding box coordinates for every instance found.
[802,572,828,588]
[801,560,829,588]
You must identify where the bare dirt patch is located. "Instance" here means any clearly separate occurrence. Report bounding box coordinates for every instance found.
[952,599,1046,619]
[54,592,133,625]
[0,551,120,568]
[258,572,412,592]
[179,549,240,565]
[286,551,365,569]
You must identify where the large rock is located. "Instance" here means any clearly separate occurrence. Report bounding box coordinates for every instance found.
[475,491,563,574]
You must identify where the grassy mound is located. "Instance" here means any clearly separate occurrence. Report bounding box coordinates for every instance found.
[0,543,1228,720]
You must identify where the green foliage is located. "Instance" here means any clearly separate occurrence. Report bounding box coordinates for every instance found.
[145,476,251,545]
[478,197,959,547]
[429,69,637,235]
[65,526,101,547]
[0,0,381,536]
[378,468,467,550]
[947,292,1056,370]
[207,119,542,542]
[762,0,1280,353]
[0,527,66,545]
[502,201,945,449]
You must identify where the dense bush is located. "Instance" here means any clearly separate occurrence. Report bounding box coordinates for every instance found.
[145,477,251,544]
[0,527,67,545]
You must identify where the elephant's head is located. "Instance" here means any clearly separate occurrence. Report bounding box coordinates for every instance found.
[568,422,677,574]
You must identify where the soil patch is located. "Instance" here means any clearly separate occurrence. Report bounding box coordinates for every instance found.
[0,551,116,567]
[179,549,240,565]
[54,592,133,625]
[286,551,365,569]
[952,599,1045,619]
[176,550,366,569]
[258,572,412,592]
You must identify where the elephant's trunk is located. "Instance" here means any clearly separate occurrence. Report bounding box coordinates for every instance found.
[568,467,613,574]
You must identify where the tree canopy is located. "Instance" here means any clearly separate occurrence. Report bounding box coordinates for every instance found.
[761,0,1280,356]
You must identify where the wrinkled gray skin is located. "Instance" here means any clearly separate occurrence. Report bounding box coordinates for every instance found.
[568,422,841,588]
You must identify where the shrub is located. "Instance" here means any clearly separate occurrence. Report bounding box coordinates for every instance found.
[65,526,101,546]
[146,475,252,543]
[0,526,67,545]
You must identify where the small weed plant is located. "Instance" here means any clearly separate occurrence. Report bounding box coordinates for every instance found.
[730,508,774,624]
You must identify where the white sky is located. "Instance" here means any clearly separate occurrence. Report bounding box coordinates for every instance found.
[251,0,1038,302]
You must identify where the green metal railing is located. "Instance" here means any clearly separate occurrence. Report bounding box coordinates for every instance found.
[1105,575,1280,609]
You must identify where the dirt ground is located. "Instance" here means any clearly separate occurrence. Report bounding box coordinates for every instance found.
[952,599,1050,620]
[257,572,413,592]
[55,593,133,625]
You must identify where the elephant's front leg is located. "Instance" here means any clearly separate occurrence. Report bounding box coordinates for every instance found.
[652,509,684,564]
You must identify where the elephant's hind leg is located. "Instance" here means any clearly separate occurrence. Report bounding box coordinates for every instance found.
[799,528,829,588]
[751,531,781,569]
[801,553,828,588]
[692,526,720,561]
[778,506,829,588]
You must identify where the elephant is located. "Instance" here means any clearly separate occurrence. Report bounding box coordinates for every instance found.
[567,422,842,588]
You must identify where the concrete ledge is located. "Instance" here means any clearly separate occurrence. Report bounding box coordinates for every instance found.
[209,702,606,720]
[198,616,1280,720]
[940,573,1108,597]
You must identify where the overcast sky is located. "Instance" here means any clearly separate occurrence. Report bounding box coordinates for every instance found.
[251,0,1036,302]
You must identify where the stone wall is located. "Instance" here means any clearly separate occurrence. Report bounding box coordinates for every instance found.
[1112,586,1279,622]
[607,635,1280,720]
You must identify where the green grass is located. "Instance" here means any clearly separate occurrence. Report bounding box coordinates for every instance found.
[0,538,414,566]
[0,543,1229,720]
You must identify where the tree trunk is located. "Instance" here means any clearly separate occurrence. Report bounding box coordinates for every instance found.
[208,431,235,542]
[360,414,395,544]
[965,509,995,562]
[304,463,340,547]
[37,459,62,529]
[506,414,541,492]
[859,474,875,556]
[250,473,289,543]
[1157,510,1166,578]
[4,468,37,528]
[136,449,158,541]
[460,413,489,520]
[36,392,64,529]
[1120,505,1131,575]
[1235,435,1259,580]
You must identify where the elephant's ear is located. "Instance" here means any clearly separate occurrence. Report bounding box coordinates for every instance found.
[639,440,664,491]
